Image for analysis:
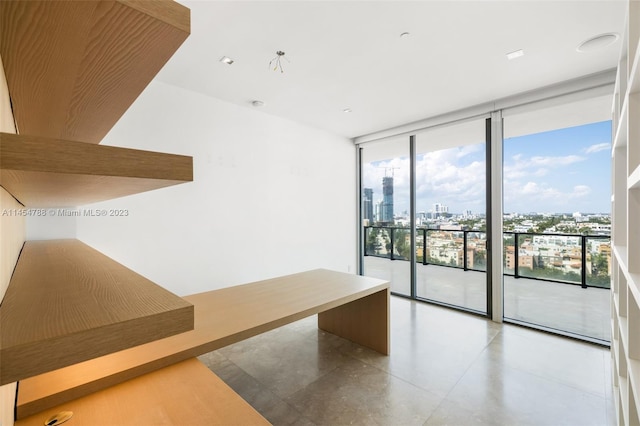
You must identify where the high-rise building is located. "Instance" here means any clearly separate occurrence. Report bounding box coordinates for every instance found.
[433,203,448,217]
[363,188,373,223]
[382,176,394,223]
[375,200,384,223]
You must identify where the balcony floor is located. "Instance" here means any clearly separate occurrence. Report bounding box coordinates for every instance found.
[364,256,611,342]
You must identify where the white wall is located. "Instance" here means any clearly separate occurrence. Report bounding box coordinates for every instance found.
[27,215,76,240]
[73,80,357,296]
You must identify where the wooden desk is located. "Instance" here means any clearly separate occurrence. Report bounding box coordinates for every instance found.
[17,269,389,419]
[16,358,270,426]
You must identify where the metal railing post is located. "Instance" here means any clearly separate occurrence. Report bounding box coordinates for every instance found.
[581,235,588,289]
[463,230,469,271]
[514,232,519,279]
[390,228,395,261]
[423,229,427,265]
[364,226,368,256]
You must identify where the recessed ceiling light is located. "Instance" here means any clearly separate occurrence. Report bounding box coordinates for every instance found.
[343,108,352,113]
[506,49,524,60]
[252,100,265,107]
[576,33,619,53]
[219,56,234,65]
[400,32,411,38]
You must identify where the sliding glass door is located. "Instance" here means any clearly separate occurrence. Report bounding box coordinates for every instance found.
[361,136,411,296]
[359,118,490,312]
[357,88,613,344]
[414,118,488,313]
[503,96,612,342]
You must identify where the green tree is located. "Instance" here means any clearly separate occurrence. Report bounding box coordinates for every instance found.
[365,228,380,255]
[393,228,411,260]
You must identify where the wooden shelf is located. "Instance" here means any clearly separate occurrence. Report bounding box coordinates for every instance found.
[0,0,189,144]
[15,358,269,426]
[0,133,192,207]
[0,240,194,386]
[621,315,630,354]
[630,39,640,94]
[16,269,389,419]
[614,99,629,150]
[630,359,640,417]
[629,273,640,302]
[615,244,630,273]
[622,375,631,426]
[630,165,640,189]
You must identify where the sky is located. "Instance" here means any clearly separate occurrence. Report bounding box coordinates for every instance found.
[362,120,612,216]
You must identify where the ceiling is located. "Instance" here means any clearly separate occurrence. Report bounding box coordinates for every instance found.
[155,1,627,139]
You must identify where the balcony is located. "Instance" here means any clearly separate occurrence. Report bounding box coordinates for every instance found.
[363,227,611,343]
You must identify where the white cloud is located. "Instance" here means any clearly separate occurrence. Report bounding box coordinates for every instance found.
[363,144,487,213]
[504,154,585,181]
[529,155,585,167]
[363,143,598,214]
[506,182,591,207]
[571,185,591,197]
[584,143,611,154]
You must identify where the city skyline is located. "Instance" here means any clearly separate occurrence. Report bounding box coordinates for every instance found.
[362,120,612,216]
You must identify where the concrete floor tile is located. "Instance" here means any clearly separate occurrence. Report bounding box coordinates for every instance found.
[286,357,443,426]
[217,326,353,399]
[487,326,609,397]
[438,358,609,426]
[198,295,613,426]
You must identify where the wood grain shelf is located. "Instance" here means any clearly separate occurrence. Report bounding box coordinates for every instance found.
[0,133,192,207]
[0,0,189,144]
[0,239,194,386]
[16,269,389,419]
[612,1,640,422]
[15,358,269,426]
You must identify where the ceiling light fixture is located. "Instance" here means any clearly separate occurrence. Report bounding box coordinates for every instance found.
[219,56,234,65]
[343,108,352,113]
[400,32,411,38]
[252,100,265,107]
[577,33,619,52]
[506,49,524,60]
[269,51,289,73]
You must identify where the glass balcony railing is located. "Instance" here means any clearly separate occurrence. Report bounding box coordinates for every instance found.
[364,226,611,289]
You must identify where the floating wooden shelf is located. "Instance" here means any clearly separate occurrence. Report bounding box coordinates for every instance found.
[0,133,192,207]
[0,0,190,144]
[0,239,194,386]
[15,358,269,426]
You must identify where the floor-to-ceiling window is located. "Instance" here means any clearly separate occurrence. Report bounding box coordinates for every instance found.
[361,136,411,296]
[502,95,612,343]
[358,86,613,344]
[414,118,489,313]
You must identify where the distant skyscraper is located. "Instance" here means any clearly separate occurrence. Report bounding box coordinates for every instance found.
[382,176,394,223]
[433,203,448,217]
[363,188,374,223]
[375,200,384,223]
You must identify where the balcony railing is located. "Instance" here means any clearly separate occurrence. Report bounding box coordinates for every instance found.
[363,226,611,289]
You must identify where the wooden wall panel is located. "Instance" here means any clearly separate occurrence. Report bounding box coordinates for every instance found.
[1,53,24,426]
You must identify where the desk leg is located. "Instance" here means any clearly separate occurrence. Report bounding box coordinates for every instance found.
[318,288,389,355]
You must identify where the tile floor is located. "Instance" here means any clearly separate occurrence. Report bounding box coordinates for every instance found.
[198,296,614,426]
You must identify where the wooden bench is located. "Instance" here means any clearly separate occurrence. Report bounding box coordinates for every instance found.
[16,269,390,421]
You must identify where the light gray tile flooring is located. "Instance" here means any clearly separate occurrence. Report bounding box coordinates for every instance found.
[199,296,614,426]
[364,256,611,342]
